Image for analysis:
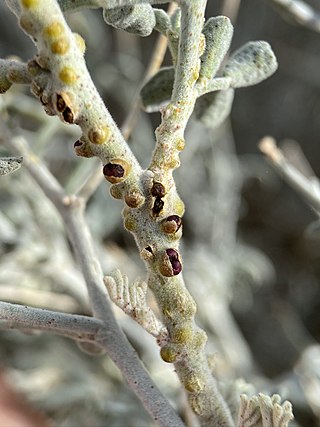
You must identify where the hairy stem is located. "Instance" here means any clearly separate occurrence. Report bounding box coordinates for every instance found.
[1,126,185,427]
[0,300,103,341]
[4,0,234,424]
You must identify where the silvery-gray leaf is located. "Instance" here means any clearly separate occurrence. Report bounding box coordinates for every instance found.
[0,156,23,176]
[223,41,278,88]
[103,4,156,37]
[199,16,233,82]
[194,89,235,130]
[140,66,174,112]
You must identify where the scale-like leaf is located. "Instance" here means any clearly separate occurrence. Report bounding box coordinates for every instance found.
[194,89,234,129]
[223,41,278,88]
[199,16,233,81]
[103,4,156,37]
[140,66,174,112]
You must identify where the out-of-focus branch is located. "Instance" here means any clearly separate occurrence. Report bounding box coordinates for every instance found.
[0,300,103,341]
[221,0,241,24]
[0,156,23,176]
[121,2,178,140]
[259,136,320,213]
[270,0,320,32]
[0,286,81,313]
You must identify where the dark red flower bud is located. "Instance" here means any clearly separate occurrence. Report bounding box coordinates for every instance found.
[159,248,182,276]
[56,94,66,112]
[54,92,76,124]
[102,159,131,184]
[163,215,182,233]
[62,107,74,124]
[152,197,164,215]
[170,258,182,275]
[103,163,124,178]
[151,182,166,198]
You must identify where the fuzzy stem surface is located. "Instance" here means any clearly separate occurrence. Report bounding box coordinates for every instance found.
[1,124,185,427]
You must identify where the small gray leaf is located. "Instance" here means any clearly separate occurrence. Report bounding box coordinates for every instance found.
[0,156,23,176]
[223,41,278,88]
[194,89,235,129]
[199,16,234,81]
[103,4,156,37]
[140,66,174,112]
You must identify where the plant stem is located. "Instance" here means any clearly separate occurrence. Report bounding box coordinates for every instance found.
[1,125,185,427]
[0,300,103,341]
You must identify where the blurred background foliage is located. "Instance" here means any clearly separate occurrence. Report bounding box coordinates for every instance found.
[0,1,320,426]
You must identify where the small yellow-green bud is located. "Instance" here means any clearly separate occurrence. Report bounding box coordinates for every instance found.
[173,197,185,216]
[21,0,39,8]
[166,157,180,170]
[110,185,123,200]
[175,138,185,151]
[51,38,70,55]
[192,330,207,348]
[160,345,179,363]
[59,66,78,85]
[88,126,111,145]
[124,216,137,232]
[27,59,41,76]
[184,374,204,393]
[172,325,193,344]
[44,22,64,39]
[74,33,86,55]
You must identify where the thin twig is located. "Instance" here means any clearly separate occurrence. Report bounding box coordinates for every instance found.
[259,136,320,213]
[74,158,104,202]
[0,300,103,342]
[270,0,320,32]
[0,286,81,313]
[221,0,241,24]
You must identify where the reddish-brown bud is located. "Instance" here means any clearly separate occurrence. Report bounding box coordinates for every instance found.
[159,248,182,277]
[124,191,145,208]
[166,249,182,275]
[162,215,182,233]
[53,92,76,124]
[151,182,166,198]
[56,93,66,112]
[152,197,164,215]
[103,163,124,178]
[102,159,131,184]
